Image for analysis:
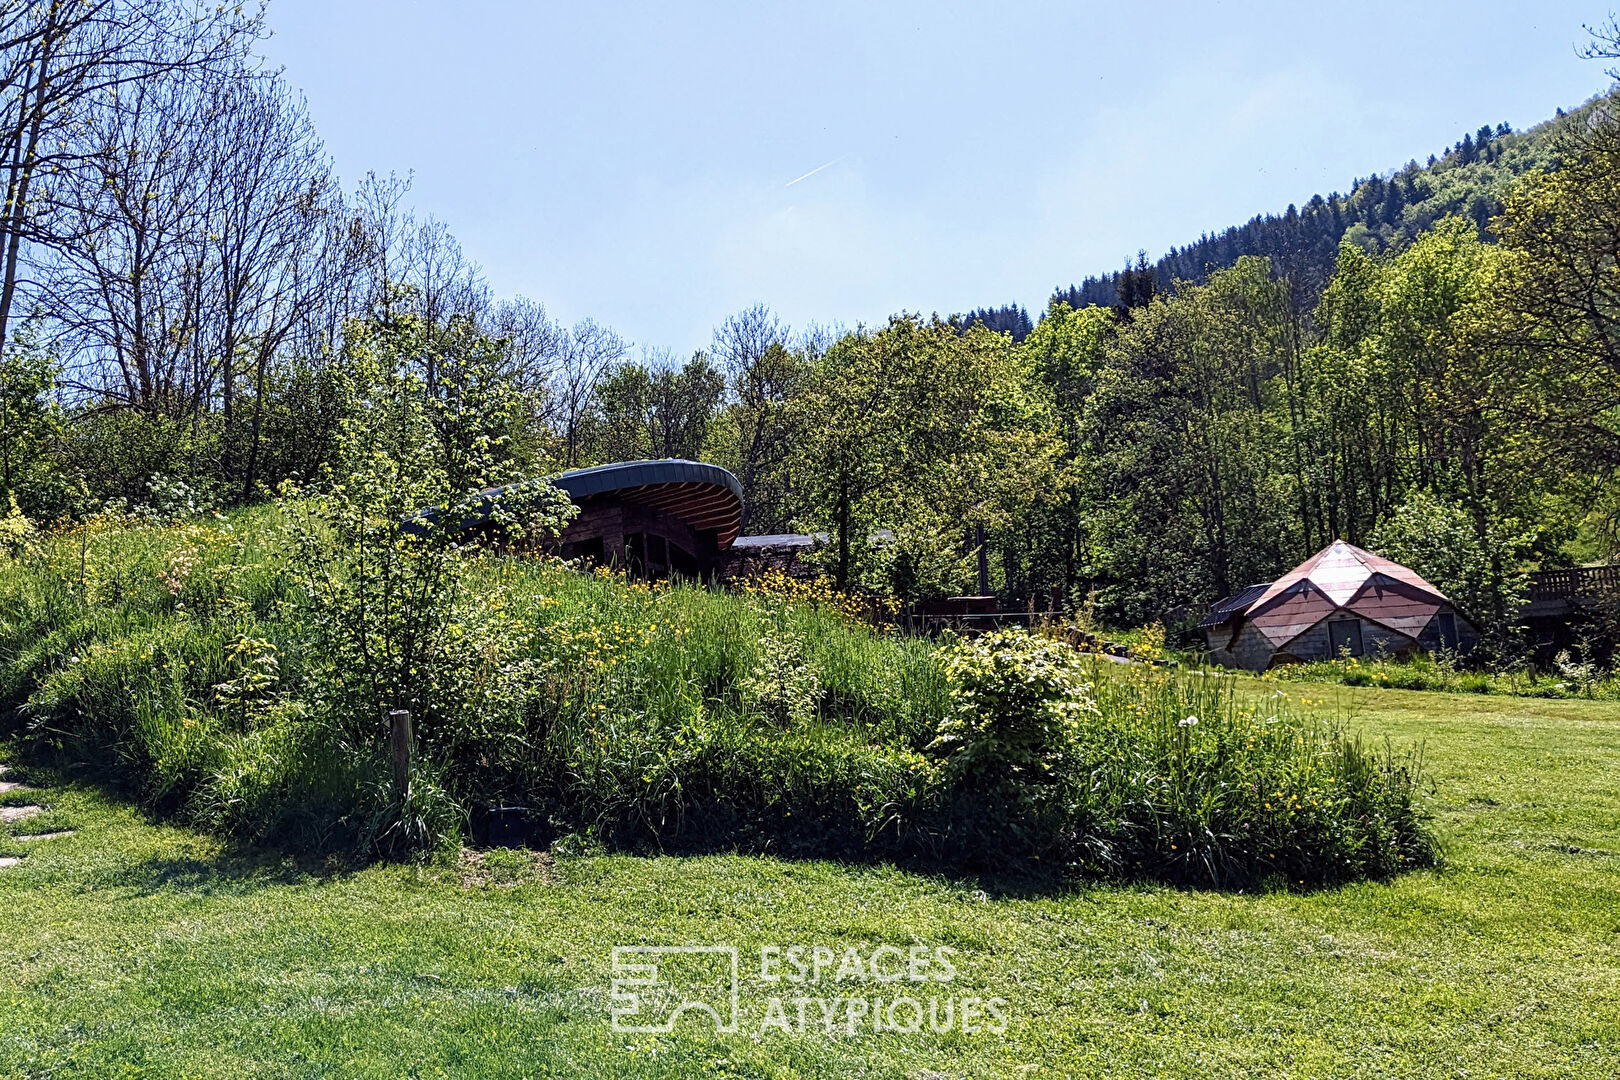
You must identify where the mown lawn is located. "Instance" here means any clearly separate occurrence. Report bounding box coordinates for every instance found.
[1,682,1617,1079]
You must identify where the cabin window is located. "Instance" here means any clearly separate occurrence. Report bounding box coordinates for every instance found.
[1328,619,1364,658]
[1436,612,1459,649]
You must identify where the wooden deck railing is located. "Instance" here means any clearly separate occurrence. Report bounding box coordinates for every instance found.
[1529,566,1620,600]
[899,610,1057,635]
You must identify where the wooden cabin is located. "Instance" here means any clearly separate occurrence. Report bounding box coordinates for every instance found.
[417,459,744,579]
[1201,540,1478,671]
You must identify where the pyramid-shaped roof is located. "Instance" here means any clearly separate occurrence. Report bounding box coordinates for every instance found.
[1249,540,1444,611]
[1235,540,1452,650]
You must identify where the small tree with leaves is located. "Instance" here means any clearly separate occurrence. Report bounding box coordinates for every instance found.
[285,304,571,721]
[0,321,64,518]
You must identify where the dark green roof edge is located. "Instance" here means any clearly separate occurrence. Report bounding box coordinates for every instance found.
[551,459,743,503]
[404,459,744,539]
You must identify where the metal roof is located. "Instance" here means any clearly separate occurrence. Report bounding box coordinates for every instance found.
[1199,540,1460,651]
[1198,582,1272,627]
[731,533,818,550]
[1249,539,1444,612]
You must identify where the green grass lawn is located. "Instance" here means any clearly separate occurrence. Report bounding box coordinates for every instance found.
[1,682,1617,1079]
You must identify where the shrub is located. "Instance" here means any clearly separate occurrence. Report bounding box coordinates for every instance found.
[738,625,821,726]
[0,497,37,560]
[1125,621,1167,662]
[929,628,1095,784]
[920,630,1435,885]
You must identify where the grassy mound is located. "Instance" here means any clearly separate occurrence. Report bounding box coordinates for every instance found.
[0,506,1435,886]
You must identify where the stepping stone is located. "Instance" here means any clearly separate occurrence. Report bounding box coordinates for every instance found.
[15,830,73,842]
[0,857,19,868]
[0,805,42,823]
[0,781,32,794]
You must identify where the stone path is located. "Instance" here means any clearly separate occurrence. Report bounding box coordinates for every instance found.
[0,763,24,793]
[0,765,46,825]
[0,763,58,868]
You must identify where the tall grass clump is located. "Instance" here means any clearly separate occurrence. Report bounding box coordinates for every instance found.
[921,630,1434,886]
[1072,661,1435,885]
[436,560,948,854]
[0,506,421,853]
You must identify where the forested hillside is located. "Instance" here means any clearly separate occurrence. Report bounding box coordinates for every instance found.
[957,303,1035,342]
[1052,99,1598,312]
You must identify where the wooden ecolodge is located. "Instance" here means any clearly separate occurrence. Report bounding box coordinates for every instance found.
[1201,540,1478,671]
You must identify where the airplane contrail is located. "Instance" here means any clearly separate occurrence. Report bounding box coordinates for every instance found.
[784,156,843,187]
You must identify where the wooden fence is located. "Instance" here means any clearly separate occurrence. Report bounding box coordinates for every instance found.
[1529,566,1620,601]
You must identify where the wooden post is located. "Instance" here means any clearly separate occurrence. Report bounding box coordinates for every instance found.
[389,709,412,798]
[975,522,990,598]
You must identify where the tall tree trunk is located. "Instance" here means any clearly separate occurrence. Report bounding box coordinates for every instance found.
[835,475,851,592]
[241,341,270,503]
[0,5,60,366]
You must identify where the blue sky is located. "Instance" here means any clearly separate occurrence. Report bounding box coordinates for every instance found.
[261,1,1612,353]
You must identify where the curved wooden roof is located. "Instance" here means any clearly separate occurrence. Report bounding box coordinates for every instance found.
[553,459,744,548]
[408,460,745,549]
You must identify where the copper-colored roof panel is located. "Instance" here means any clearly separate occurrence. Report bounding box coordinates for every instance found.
[1343,574,1443,638]
[1371,613,1439,637]
[1196,540,1457,658]
[1249,582,1338,646]
[1248,540,1448,613]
